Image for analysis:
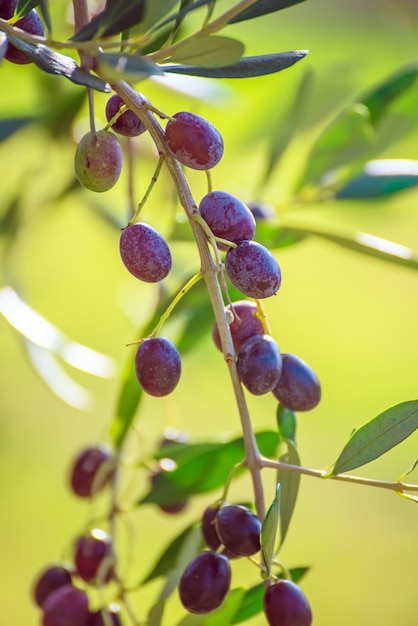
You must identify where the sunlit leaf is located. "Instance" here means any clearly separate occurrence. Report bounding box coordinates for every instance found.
[97,52,163,82]
[336,159,418,198]
[261,483,280,575]
[0,286,115,377]
[168,36,244,69]
[229,0,306,24]
[164,50,308,78]
[25,342,93,410]
[277,439,300,548]
[5,37,110,91]
[140,431,280,505]
[329,400,418,476]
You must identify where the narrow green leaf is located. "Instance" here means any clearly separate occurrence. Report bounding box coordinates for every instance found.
[97,52,163,82]
[0,117,36,141]
[359,60,418,125]
[175,299,214,354]
[150,0,214,34]
[276,404,297,442]
[142,524,204,584]
[279,223,418,271]
[330,400,418,476]
[299,103,375,188]
[164,50,308,78]
[261,483,280,575]
[277,440,300,549]
[261,68,314,186]
[110,352,143,450]
[169,36,244,69]
[229,0,306,24]
[16,0,36,17]
[204,589,247,626]
[148,525,204,626]
[5,38,110,91]
[16,0,50,28]
[336,159,418,198]
[142,0,179,33]
[140,432,279,505]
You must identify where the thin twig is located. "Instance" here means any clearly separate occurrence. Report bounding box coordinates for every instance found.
[260,457,418,493]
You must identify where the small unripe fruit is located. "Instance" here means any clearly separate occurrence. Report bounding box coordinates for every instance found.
[179,551,231,614]
[165,112,224,170]
[264,580,312,626]
[74,130,123,192]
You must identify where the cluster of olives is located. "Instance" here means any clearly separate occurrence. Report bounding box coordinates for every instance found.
[32,445,122,626]
[177,501,312,626]
[72,90,298,403]
[0,0,45,64]
[213,300,321,411]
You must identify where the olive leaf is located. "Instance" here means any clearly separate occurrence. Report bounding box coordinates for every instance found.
[261,482,280,575]
[168,35,244,68]
[6,37,111,91]
[229,0,307,24]
[97,51,163,82]
[163,50,308,78]
[329,400,418,476]
[277,439,300,549]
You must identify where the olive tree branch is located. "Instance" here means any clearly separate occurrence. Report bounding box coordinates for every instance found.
[111,81,266,520]
[260,457,418,493]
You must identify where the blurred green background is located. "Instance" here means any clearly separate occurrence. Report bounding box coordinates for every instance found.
[0,0,417,624]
